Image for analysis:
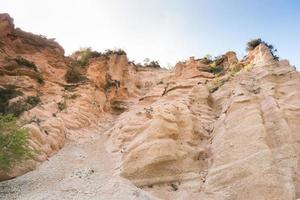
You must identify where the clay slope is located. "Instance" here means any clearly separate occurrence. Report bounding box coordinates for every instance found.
[1,13,300,200]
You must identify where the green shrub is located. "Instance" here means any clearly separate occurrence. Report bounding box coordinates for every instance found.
[246,38,279,60]
[6,101,31,117]
[214,56,226,66]
[0,87,40,117]
[141,58,161,68]
[102,48,127,60]
[230,63,245,75]
[0,86,22,114]
[65,65,86,83]
[0,87,40,116]
[200,56,225,75]
[26,96,40,107]
[5,95,40,117]
[207,65,224,75]
[90,51,101,57]
[144,61,160,68]
[74,47,101,67]
[246,38,263,51]
[199,57,213,65]
[13,56,44,83]
[14,56,38,72]
[0,114,34,170]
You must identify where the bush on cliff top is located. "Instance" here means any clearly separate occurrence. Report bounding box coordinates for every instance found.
[246,38,279,60]
[199,55,225,75]
[72,47,126,64]
[138,58,161,68]
[206,65,224,75]
[0,114,34,170]
[144,60,160,68]
[199,57,213,65]
[103,48,127,57]
[74,47,101,67]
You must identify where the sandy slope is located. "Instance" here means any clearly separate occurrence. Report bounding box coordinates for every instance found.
[0,121,157,200]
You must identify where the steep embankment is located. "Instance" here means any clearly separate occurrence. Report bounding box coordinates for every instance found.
[0,116,160,200]
[1,13,300,200]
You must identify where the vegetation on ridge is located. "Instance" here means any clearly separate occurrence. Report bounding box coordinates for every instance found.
[73,47,101,67]
[143,59,160,68]
[246,38,279,60]
[135,58,161,69]
[199,55,226,75]
[103,48,127,58]
[14,56,38,72]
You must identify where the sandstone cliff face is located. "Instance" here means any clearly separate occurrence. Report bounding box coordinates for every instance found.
[205,47,300,200]
[1,13,300,200]
[105,45,300,199]
[0,13,142,180]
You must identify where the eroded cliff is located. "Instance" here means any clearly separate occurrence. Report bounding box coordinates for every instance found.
[1,13,300,200]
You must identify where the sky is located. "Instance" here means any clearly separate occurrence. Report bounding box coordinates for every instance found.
[0,0,299,69]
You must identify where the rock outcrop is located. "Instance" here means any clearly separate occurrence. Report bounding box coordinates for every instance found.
[1,13,300,200]
[105,44,300,199]
[204,46,300,200]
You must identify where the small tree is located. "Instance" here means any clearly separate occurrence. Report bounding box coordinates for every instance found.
[143,59,161,68]
[246,38,263,51]
[103,48,127,58]
[65,65,86,83]
[73,47,101,67]
[246,38,279,60]
[0,114,34,170]
[199,54,213,65]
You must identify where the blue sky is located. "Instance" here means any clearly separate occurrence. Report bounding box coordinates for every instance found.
[0,0,299,69]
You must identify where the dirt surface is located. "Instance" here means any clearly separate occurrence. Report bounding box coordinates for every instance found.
[0,122,157,200]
